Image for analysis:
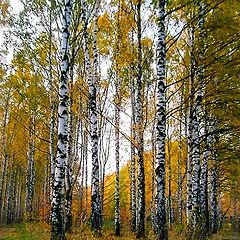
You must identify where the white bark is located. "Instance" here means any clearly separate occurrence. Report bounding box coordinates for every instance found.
[26,116,35,220]
[81,0,101,232]
[136,1,145,237]
[155,1,168,239]
[51,0,72,239]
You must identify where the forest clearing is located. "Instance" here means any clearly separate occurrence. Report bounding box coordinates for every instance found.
[0,0,239,239]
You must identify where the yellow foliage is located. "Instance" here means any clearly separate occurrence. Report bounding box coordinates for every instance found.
[98,12,112,32]
[0,0,9,24]
[141,37,153,48]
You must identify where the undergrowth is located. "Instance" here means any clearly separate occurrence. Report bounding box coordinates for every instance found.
[0,221,239,239]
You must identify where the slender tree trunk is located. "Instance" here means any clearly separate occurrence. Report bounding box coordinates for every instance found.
[151,121,156,231]
[12,170,17,222]
[82,0,101,232]
[16,175,22,222]
[79,120,84,223]
[136,1,145,237]
[197,1,209,235]
[6,158,14,224]
[155,0,168,239]
[51,1,73,239]
[48,0,56,204]
[0,91,10,222]
[186,97,192,225]
[0,153,9,222]
[200,117,210,233]
[188,22,201,229]
[130,74,137,232]
[167,137,172,228]
[43,158,50,221]
[0,153,8,222]
[26,115,35,221]
[210,120,218,234]
[210,166,218,234]
[114,75,121,236]
[177,93,183,224]
[84,128,88,221]
[65,64,74,233]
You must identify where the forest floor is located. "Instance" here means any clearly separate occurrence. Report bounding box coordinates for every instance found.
[0,222,239,240]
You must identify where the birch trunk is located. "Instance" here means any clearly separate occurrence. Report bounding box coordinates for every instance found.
[65,64,74,233]
[186,100,192,225]
[197,2,209,233]
[0,154,9,222]
[151,121,156,231]
[200,117,210,232]
[79,120,84,223]
[210,121,218,234]
[190,1,206,230]
[130,75,137,232]
[81,0,101,232]
[26,116,35,221]
[177,92,183,224]
[188,23,201,228]
[0,91,10,222]
[167,137,172,228]
[136,1,145,237]
[210,167,218,234]
[6,159,14,224]
[48,0,56,204]
[115,75,120,236]
[51,0,72,239]
[0,153,8,221]
[155,0,168,239]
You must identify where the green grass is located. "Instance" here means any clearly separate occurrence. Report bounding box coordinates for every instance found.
[0,222,239,240]
[0,222,50,240]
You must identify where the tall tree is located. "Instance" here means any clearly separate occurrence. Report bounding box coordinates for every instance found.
[135,0,145,238]
[51,0,73,239]
[26,114,35,220]
[114,74,121,236]
[210,120,218,234]
[155,0,168,239]
[189,1,205,231]
[82,0,101,233]
[130,74,137,232]
[197,2,210,235]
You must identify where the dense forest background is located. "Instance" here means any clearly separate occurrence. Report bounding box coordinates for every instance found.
[0,0,239,239]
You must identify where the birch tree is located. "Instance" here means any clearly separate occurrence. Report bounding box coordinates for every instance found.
[130,75,137,232]
[197,2,209,234]
[51,0,73,239]
[82,0,101,232]
[136,0,145,237]
[26,114,35,220]
[190,1,205,231]
[114,74,120,236]
[155,0,168,239]
[210,120,218,234]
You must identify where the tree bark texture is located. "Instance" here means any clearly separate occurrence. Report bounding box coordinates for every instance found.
[136,1,145,238]
[155,1,168,239]
[51,0,72,239]
[81,0,101,232]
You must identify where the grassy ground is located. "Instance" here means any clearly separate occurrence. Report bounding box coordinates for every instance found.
[0,222,239,239]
